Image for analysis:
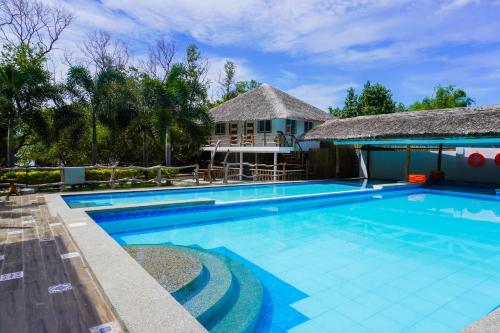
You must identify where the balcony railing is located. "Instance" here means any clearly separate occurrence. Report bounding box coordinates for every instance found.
[206,133,297,147]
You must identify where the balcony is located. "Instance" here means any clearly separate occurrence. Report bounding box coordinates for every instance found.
[205,133,297,148]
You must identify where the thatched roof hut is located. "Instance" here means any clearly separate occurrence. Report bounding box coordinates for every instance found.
[210,84,331,122]
[303,105,500,141]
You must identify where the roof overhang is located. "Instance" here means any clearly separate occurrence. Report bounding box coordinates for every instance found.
[331,137,500,146]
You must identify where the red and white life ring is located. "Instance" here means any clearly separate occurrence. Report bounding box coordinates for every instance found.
[468,152,485,167]
[495,152,500,166]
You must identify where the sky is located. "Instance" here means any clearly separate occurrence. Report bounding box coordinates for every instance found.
[46,0,500,110]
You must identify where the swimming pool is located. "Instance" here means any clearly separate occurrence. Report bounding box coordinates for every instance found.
[91,188,500,332]
[64,180,382,208]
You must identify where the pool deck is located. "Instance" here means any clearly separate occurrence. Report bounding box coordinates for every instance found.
[1,182,499,332]
[0,195,123,332]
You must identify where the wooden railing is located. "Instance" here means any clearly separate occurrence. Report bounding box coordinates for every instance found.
[0,164,200,191]
[206,133,298,147]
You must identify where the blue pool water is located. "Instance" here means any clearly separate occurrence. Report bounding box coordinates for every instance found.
[64,180,380,208]
[92,189,500,332]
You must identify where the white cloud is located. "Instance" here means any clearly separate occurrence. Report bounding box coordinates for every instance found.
[286,83,356,110]
[438,0,480,14]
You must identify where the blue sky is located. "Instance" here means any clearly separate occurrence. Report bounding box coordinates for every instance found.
[48,0,500,110]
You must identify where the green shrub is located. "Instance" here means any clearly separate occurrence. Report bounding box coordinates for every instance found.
[0,170,61,185]
[0,167,180,185]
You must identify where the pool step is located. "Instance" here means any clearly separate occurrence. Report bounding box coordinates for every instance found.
[209,252,264,333]
[125,245,264,333]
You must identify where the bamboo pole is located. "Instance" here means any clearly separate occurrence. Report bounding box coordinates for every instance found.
[404,145,411,181]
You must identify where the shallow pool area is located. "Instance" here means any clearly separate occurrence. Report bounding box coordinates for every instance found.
[90,188,500,332]
[63,180,384,208]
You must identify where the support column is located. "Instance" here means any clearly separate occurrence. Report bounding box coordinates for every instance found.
[437,143,443,171]
[404,145,411,181]
[239,152,243,181]
[273,152,278,181]
[366,145,371,180]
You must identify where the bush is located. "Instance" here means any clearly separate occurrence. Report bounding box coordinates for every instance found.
[0,170,61,185]
[0,167,179,185]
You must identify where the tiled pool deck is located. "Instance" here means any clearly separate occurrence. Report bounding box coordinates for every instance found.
[0,195,123,332]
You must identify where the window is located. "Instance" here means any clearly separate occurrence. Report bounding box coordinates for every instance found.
[258,120,271,133]
[215,123,226,135]
[304,121,314,133]
[285,119,296,134]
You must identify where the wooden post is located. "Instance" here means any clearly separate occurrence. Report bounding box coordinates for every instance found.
[404,145,411,181]
[366,145,372,180]
[156,166,162,186]
[273,152,278,181]
[335,145,340,178]
[59,167,65,192]
[194,164,199,185]
[437,143,443,171]
[223,163,228,184]
[239,152,243,181]
[111,166,116,189]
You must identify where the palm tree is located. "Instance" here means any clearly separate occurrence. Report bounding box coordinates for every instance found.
[66,65,126,165]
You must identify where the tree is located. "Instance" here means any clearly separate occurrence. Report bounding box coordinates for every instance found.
[0,45,53,166]
[329,87,360,118]
[142,38,175,82]
[358,80,396,115]
[329,82,398,118]
[219,60,236,98]
[0,0,73,57]
[408,85,474,111]
[66,64,128,164]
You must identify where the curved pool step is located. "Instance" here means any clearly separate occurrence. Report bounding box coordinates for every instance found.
[209,253,264,333]
[175,247,235,327]
[125,245,264,333]
[123,245,206,295]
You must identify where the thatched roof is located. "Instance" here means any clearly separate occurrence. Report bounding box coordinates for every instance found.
[303,105,500,141]
[210,84,331,122]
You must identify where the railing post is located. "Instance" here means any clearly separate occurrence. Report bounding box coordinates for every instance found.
[156,166,162,186]
[223,163,228,184]
[195,164,200,185]
[111,166,116,189]
[59,167,65,192]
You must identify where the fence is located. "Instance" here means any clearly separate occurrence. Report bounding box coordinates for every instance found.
[0,164,200,191]
[200,162,307,183]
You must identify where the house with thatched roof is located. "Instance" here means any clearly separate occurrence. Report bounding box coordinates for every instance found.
[202,84,331,178]
[303,105,500,184]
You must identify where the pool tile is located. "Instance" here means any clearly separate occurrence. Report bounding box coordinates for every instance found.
[287,319,329,333]
[361,314,407,333]
[291,297,330,318]
[407,317,456,333]
[381,304,423,327]
[353,292,392,311]
[397,296,441,317]
[427,306,476,331]
[314,310,357,332]
[335,299,379,321]
[312,288,351,307]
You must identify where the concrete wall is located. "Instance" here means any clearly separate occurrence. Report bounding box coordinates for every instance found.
[359,147,500,185]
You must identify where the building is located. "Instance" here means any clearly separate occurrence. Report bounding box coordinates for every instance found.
[303,105,500,184]
[202,84,331,179]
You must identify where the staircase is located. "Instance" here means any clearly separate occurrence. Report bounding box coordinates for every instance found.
[124,245,264,333]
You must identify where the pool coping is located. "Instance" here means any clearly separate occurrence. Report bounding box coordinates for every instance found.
[45,193,208,333]
[46,181,500,332]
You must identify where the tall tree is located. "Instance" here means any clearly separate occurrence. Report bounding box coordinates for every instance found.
[408,85,474,111]
[0,45,53,166]
[329,87,360,118]
[219,60,235,98]
[0,0,73,57]
[358,80,396,115]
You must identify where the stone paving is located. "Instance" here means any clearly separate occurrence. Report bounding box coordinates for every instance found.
[0,194,124,333]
